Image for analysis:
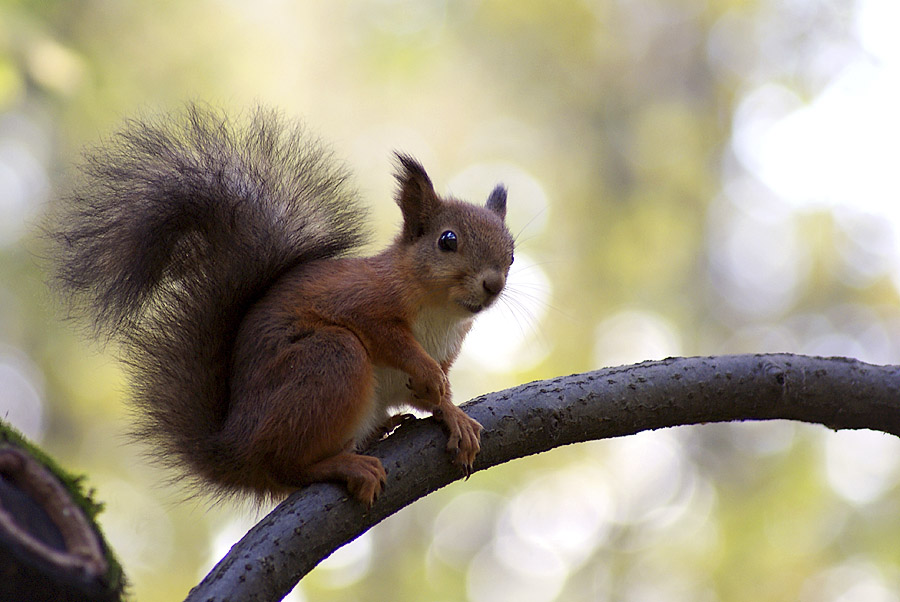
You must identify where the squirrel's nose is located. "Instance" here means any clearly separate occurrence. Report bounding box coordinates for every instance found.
[482,271,505,296]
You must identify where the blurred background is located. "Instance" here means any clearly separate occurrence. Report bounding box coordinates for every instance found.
[2,0,900,600]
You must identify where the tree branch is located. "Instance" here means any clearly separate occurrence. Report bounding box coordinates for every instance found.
[185,353,900,602]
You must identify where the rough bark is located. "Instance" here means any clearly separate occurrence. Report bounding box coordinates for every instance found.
[185,353,900,602]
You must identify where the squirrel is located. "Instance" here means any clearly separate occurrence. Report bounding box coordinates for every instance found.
[50,105,514,506]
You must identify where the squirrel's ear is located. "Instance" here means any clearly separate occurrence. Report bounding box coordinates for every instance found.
[486,185,507,220]
[394,153,439,241]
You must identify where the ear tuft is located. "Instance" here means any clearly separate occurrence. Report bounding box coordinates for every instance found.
[393,153,439,241]
[486,185,507,220]
[394,153,431,188]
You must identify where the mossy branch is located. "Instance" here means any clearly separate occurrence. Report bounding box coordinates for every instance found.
[0,420,125,602]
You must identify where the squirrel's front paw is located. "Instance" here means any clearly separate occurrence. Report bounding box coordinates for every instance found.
[407,368,449,408]
[434,403,483,477]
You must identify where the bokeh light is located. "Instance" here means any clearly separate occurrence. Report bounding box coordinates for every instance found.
[2,0,900,600]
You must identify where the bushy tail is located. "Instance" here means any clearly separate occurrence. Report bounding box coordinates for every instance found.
[50,104,368,492]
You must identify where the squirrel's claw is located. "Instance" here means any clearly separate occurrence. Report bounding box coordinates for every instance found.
[308,451,386,508]
[356,412,416,450]
[435,403,482,479]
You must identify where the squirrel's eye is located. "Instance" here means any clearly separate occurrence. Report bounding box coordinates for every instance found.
[438,230,458,252]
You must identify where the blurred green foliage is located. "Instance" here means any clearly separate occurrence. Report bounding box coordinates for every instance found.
[2,0,900,600]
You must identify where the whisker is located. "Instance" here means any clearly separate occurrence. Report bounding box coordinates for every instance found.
[503,282,573,323]
[501,294,552,346]
[512,258,565,272]
[513,207,548,244]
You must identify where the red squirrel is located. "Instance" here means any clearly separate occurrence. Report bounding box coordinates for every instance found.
[50,105,514,506]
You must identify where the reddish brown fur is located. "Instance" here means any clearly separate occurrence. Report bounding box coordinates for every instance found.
[50,106,513,506]
[218,158,513,504]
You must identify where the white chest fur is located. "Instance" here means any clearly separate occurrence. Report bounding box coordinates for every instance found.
[411,304,472,365]
[355,306,473,442]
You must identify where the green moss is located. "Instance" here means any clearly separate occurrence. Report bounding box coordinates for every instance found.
[0,417,126,599]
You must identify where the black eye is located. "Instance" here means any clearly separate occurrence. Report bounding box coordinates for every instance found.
[438,230,458,252]
[510,252,515,266]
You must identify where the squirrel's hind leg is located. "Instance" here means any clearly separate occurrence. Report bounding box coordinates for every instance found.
[295,443,387,506]
[234,325,386,504]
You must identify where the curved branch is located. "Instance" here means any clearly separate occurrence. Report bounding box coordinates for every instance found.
[185,353,900,602]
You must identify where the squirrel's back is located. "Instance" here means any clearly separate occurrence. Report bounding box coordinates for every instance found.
[50,105,368,495]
